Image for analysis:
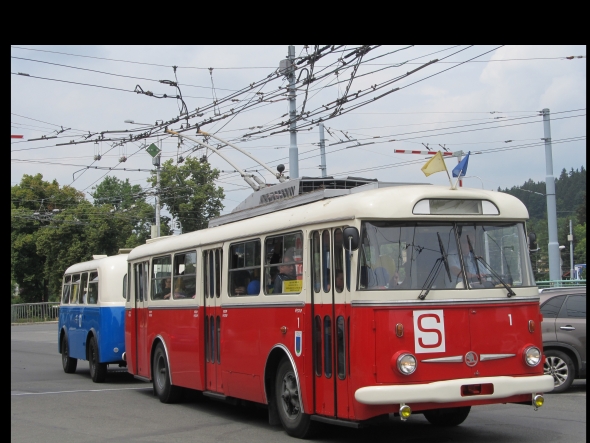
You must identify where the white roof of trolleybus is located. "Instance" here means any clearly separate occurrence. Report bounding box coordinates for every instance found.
[128,185,529,262]
[64,254,128,304]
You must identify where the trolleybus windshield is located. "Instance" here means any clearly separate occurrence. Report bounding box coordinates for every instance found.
[358,221,535,291]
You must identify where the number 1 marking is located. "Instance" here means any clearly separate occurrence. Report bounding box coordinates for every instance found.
[508,314,512,325]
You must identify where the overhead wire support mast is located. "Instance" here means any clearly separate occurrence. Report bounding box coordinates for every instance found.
[165,129,265,191]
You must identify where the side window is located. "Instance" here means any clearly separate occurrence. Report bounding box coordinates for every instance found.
[264,232,303,295]
[88,271,99,305]
[312,231,321,294]
[126,263,131,302]
[122,273,127,301]
[204,248,221,298]
[229,240,261,296]
[151,255,172,300]
[79,272,89,304]
[173,251,197,299]
[322,231,331,292]
[333,229,344,293]
[134,262,148,302]
[62,275,71,304]
[70,274,80,304]
[562,295,586,319]
[541,295,566,318]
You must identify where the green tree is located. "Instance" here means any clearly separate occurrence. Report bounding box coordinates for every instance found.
[89,176,165,247]
[148,157,225,233]
[11,174,85,303]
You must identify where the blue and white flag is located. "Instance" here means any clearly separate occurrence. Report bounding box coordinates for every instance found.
[452,151,470,178]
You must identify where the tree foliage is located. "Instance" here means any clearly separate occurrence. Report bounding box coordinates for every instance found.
[147,157,225,233]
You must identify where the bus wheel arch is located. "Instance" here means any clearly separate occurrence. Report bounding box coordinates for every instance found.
[264,345,314,437]
[87,333,107,383]
[60,330,77,374]
[151,338,182,403]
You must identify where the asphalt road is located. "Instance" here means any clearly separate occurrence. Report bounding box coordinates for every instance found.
[12,323,586,443]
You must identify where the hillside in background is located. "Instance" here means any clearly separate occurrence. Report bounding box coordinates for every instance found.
[499,166,586,280]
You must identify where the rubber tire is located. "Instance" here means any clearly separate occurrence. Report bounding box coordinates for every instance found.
[61,335,77,374]
[423,406,471,426]
[89,336,107,383]
[275,357,316,439]
[544,349,575,393]
[153,343,182,403]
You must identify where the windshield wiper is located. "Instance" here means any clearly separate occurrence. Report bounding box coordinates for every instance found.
[418,233,450,300]
[438,232,452,283]
[472,255,516,297]
[466,235,482,284]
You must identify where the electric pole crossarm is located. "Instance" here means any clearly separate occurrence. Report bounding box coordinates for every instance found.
[166,130,260,191]
[199,130,285,182]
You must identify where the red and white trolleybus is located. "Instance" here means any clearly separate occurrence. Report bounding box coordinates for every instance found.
[124,177,553,438]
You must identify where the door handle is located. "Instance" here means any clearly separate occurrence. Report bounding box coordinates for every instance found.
[560,326,575,331]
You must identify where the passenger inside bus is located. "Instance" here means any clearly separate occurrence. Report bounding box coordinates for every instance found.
[166,277,188,299]
[158,277,171,299]
[232,270,251,296]
[334,270,344,292]
[247,269,260,295]
[273,251,296,294]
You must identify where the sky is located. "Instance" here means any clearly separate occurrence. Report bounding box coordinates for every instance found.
[11,45,586,228]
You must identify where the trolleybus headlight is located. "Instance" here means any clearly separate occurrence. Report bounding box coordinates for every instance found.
[397,353,417,375]
[523,346,541,367]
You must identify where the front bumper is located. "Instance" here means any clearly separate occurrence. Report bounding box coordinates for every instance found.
[355,375,554,405]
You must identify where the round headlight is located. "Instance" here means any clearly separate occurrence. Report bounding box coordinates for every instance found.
[397,353,417,375]
[524,346,541,367]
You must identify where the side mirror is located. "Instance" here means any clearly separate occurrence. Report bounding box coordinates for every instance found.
[342,227,360,251]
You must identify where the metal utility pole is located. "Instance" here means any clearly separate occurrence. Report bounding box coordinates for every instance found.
[541,108,560,281]
[282,45,299,178]
[568,219,574,280]
[319,123,327,177]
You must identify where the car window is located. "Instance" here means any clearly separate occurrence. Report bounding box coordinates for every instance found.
[541,295,566,318]
[561,294,586,319]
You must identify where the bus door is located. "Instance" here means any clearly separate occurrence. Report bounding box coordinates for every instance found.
[311,228,348,418]
[125,264,137,375]
[134,261,150,377]
[203,247,223,393]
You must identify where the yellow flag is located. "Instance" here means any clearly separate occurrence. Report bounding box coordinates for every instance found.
[421,151,447,177]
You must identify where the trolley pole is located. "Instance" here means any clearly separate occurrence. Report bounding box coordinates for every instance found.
[541,108,560,281]
[319,123,327,177]
[287,45,299,178]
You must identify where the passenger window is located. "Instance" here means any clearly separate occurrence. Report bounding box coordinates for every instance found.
[541,295,566,318]
[264,232,303,295]
[173,251,197,300]
[88,271,99,305]
[333,229,344,293]
[229,240,261,296]
[151,255,172,300]
[563,295,586,319]
[70,274,80,304]
[62,275,72,304]
[79,272,89,304]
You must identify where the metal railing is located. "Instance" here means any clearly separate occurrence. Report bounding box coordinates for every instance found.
[11,302,60,324]
[536,279,586,288]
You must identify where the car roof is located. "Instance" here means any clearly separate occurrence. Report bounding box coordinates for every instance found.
[538,286,586,303]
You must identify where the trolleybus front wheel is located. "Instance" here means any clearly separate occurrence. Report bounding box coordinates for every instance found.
[89,336,107,383]
[153,343,182,403]
[423,406,471,426]
[275,357,316,438]
[61,335,77,374]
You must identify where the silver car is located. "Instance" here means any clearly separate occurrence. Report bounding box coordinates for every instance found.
[539,287,586,392]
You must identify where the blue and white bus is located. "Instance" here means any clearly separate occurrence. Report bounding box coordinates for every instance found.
[58,251,129,382]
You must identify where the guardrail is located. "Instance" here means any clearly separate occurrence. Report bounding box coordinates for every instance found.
[536,279,586,288]
[11,302,60,324]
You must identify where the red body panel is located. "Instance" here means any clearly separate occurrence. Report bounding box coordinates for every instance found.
[127,298,545,423]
